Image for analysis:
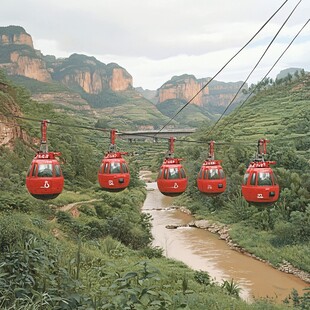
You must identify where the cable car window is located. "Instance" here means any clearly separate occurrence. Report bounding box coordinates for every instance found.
[38,164,53,177]
[32,164,38,177]
[272,173,278,185]
[258,172,272,186]
[55,164,62,177]
[110,162,121,174]
[103,163,109,174]
[27,165,32,177]
[198,169,203,179]
[243,173,249,185]
[219,169,225,179]
[250,173,257,185]
[122,163,128,173]
[164,168,168,179]
[180,168,186,179]
[208,169,220,180]
[168,168,179,179]
[158,168,163,179]
[204,170,208,179]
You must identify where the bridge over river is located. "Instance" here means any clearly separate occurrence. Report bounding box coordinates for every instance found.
[118,128,196,142]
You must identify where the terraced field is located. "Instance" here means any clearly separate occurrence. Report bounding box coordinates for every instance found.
[208,76,310,160]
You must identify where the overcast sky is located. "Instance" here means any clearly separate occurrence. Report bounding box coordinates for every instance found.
[1,0,309,90]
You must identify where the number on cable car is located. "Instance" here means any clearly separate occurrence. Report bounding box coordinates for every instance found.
[98,129,130,192]
[26,120,64,200]
[197,141,226,195]
[241,138,280,205]
[157,137,187,196]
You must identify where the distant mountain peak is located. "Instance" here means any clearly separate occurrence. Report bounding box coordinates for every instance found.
[0,26,133,93]
[0,25,33,48]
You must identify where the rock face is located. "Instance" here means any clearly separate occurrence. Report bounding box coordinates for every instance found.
[158,75,209,106]
[0,26,33,48]
[0,26,52,82]
[61,69,104,94]
[109,67,132,91]
[0,26,133,93]
[53,56,133,94]
[8,52,52,82]
[157,74,246,111]
[0,81,31,149]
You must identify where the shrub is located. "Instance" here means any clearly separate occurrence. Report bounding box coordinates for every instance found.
[271,221,296,246]
[194,270,212,287]
[0,214,27,251]
[139,246,163,259]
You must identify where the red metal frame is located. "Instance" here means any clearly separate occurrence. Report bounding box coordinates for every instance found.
[26,120,64,200]
[98,129,130,192]
[197,140,226,195]
[157,136,187,196]
[241,138,280,205]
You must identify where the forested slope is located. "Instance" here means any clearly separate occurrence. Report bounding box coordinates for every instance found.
[1,69,304,309]
[164,73,310,280]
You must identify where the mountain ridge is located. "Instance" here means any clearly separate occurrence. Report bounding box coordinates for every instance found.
[0,25,307,130]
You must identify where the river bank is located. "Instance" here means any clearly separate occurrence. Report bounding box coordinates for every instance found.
[166,206,310,284]
[140,171,310,286]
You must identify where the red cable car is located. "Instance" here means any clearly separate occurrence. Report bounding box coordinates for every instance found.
[157,137,188,196]
[98,129,130,192]
[26,120,64,200]
[241,138,280,205]
[197,140,226,195]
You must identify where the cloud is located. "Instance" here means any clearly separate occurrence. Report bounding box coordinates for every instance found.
[0,0,309,89]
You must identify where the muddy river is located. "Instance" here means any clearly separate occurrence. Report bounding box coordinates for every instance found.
[142,182,309,303]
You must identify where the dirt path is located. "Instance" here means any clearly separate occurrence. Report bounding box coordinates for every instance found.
[139,170,154,182]
[58,199,101,212]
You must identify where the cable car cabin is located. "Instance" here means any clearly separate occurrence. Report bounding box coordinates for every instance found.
[98,152,130,192]
[157,158,188,197]
[26,152,64,200]
[241,161,279,205]
[197,160,226,195]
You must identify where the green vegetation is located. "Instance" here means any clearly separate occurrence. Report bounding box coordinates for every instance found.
[0,45,38,63]
[52,54,106,80]
[90,90,170,130]
[82,89,127,108]
[169,74,310,277]
[157,99,213,127]
[10,75,70,94]
[1,69,309,308]
[0,25,27,36]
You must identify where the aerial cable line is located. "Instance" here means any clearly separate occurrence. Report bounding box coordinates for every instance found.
[0,110,175,143]
[0,112,111,132]
[153,0,290,136]
[1,116,308,149]
[213,17,310,135]
[204,0,303,138]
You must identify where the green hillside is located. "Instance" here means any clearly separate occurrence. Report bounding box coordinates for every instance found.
[8,75,170,130]
[166,73,310,280]
[82,89,171,130]
[0,71,293,309]
[0,69,309,309]
[203,72,310,163]
[157,99,214,127]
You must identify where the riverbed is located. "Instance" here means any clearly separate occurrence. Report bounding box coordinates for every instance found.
[142,181,309,303]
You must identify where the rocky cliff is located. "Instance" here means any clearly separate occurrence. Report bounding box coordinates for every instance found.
[0,80,32,149]
[52,55,132,94]
[0,26,52,82]
[0,26,132,93]
[157,74,246,110]
[5,51,52,82]
[0,25,33,48]
[109,67,132,91]
[158,75,209,106]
